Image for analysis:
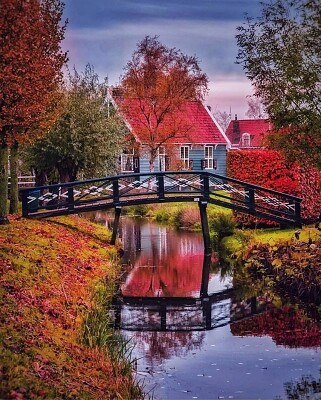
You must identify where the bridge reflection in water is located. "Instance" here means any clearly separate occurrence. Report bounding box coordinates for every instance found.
[101,214,264,332]
[90,213,321,339]
[89,213,321,400]
[110,255,265,332]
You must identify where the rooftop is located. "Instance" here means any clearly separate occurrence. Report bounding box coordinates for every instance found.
[111,90,228,145]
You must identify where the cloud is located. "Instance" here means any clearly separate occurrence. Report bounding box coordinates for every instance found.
[64,0,261,28]
[62,1,261,118]
[64,18,245,81]
[207,78,254,118]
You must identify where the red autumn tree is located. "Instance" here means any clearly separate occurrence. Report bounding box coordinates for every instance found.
[119,35,209,171]
[0,0,67,223]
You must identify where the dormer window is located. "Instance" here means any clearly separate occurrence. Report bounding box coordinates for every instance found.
[242,132,251,147]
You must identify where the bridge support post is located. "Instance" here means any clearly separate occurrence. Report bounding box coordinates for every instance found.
[67,187,74,210]
[160,303,167,331]
[21,189,29,218]
[111,206,122,245]
[157,175,165,200]
[198,201,212,254]
[200,254,211,296]
[247,187,255,212]
[202,298,212,330]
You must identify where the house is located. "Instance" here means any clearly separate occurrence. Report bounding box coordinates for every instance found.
[110,89,230,176]
[225,115,272,149]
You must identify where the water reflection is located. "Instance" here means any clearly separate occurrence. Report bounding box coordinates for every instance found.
[87,211,321,400]
[284,369,321,399]
[232,305,321,348]
[120,219,219,297]
[132,330,205,364]
[89,211,321,339]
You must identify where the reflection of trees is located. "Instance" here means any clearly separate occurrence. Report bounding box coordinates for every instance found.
[131,330,205,363]
[122,252,205,297]
[120,219,211,297]
[231,305,321,348]
[210,253,233,281]
[283,369,321,399]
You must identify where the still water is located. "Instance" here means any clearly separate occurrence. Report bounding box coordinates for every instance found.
[91,212,321,400]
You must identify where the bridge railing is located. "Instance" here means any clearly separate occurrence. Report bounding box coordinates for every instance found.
[204,174,302,226]
[20,171,302,226]
[110,293,265,332]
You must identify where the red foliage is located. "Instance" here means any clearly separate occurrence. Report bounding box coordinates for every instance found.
[227,150,321,224]
[122,252,204,297]
[231,305,321,348]
[0,0,67,142]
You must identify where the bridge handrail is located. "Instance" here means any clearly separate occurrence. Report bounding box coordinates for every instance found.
[19,170,302,202]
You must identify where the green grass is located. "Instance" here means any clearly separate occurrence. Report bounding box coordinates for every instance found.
[222,225,320,255]
[251,225,319,244]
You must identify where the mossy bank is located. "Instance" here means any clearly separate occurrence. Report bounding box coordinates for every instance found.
[0,214,143,399]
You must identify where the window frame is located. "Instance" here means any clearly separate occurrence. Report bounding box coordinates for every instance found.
[242,132,251,147]
[158,146,166,171]
[121,148,134,172]
[180,145,190,169]
[204,145,213,169]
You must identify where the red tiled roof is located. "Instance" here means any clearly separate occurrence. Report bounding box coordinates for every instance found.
[112,93,228,145]
[226,119,272,148]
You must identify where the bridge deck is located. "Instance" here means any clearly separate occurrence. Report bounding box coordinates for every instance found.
[20,171,302,227]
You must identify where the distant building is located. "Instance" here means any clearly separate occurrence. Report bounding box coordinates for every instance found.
[225,115,272,149]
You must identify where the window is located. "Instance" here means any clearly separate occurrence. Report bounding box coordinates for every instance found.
[180,146,190,169]
[242,133,251,147]
[204,146,213,169]
[158,146,166,171]
[121,149,134,172]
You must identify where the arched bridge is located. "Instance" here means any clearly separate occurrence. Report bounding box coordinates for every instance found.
[21,171,302,248]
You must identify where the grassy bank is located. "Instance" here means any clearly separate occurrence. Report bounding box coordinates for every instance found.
[125,202,232,230]
[0,214,143,399]
[124,202,312,246]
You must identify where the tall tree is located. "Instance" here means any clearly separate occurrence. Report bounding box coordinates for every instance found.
[119,36,209,171]
[236,0,321,168]
[213,109,231,132]
[24,65,127,184]
[245,95,266,119]
[0,0,67,223]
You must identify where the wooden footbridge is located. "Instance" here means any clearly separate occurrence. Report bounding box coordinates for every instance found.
[21,171,302,250]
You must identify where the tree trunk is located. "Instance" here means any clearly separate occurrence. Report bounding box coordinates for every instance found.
[149,159,155,173]
[57,164,77,183]
[9,140,19,214]
[0,142,9,224]
[35,168,49,186]
[59,169,71,183]
[149,149,157,172]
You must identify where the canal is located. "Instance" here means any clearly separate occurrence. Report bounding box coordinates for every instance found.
[90,211,321,400]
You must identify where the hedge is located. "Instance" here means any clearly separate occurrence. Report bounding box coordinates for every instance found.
[227,150,321,226]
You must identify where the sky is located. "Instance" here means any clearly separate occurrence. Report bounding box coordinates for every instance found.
[62,0,263,119]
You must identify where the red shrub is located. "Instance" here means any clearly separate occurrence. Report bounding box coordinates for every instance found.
[227,150,321,225]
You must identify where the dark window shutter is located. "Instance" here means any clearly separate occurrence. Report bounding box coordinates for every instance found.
[201,159,206,170]
[133,156,140,173]
[214,159,217,170]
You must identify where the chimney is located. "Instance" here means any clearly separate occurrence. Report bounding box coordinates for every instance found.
[232,115,240,144]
